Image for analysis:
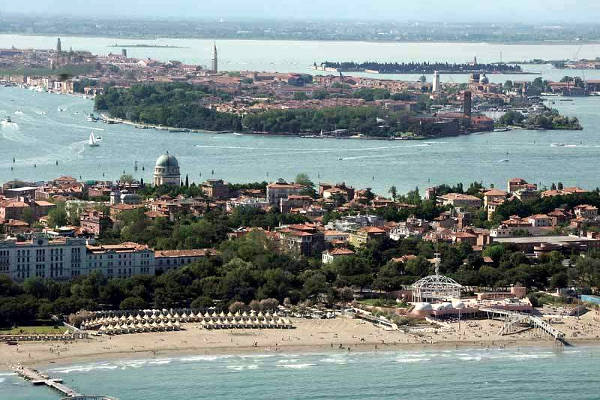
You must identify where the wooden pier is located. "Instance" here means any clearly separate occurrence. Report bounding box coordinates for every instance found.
[11,366,118,399]
[480,308,568,344]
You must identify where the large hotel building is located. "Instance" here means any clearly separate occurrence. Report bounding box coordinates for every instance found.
[0,234,213,281]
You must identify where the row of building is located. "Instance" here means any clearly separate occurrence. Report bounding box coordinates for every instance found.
[0,233,216,281]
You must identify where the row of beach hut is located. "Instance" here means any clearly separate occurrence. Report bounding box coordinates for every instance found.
[97,320,181,335]
[83,310,284,330]
[201,318,293,330]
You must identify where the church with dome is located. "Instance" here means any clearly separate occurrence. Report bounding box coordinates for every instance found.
[153,152,181,186]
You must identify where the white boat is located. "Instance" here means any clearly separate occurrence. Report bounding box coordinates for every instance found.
[88,131,100,147]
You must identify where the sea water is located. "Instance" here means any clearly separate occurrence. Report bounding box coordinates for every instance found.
[1,346,600,399]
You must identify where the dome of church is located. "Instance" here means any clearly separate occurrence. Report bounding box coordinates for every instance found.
[155,152,179,168]
[153,152,181,186]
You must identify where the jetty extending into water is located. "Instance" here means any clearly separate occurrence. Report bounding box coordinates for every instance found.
[480,308,568,344]
[11,365,117,399]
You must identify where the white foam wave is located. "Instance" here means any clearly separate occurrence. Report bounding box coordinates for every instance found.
[319,357,348,364]
[395,357,431,363]
[458,356,482,362]
[148,359,172,365]
[179,355,232,362]
[278,363,316,369]
[226,364,259,371]
[49,363,118,374]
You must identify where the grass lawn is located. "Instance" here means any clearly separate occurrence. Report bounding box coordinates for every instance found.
[359,298,399,307]
[0,326,68,335]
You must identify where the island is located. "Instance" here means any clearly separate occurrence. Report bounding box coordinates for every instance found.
[315,61,532,74]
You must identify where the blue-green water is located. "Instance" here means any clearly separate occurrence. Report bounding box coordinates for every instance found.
[1,85,599,194]
[2,346,600,400]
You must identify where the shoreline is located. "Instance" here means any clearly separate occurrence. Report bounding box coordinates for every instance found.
[3,316,600,371]
[6,337,600,372]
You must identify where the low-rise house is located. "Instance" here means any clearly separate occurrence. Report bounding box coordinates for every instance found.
[349,226,386,247]
[323,230,350,243]
[266,180,304,206]
[154,249,218,273]
[389,216,428,240]
[277,224,325,257]
[201,179,230,199]
[508,178,537,193]
[451,230,478,246]
[438,193,482,209]
[574,204,598,220]
[483,189,507,207]
[280,195,313,213]
[321,248,354,264]
[528,214,553,227]
[80,210,111,236]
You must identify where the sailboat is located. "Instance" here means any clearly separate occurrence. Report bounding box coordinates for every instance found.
[88,131,100,147]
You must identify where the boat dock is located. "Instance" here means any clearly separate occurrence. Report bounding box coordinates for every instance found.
[480,308,568,344]
[12,366,82,397]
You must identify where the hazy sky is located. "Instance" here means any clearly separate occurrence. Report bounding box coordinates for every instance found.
[1,0,599,23]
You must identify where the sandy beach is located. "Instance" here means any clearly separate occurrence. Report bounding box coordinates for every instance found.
[2,311,600,370]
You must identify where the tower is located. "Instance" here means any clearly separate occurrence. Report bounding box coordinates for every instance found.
[463,90,472,118]
[432,71,440,93]
[56,38,62,53]
[211,43,218,73]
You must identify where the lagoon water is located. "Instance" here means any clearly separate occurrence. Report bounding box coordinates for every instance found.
[1,85,599,193]
[1,35,600,193]
[2,346,600,400]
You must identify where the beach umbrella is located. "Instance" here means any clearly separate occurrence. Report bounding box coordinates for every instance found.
[99,325,107,333]
[167,321,173,330]
[227,311,234,318]
[127,315,134,321]
[159,321,166,331]
[151,321,159,330]
[174,321,181,330]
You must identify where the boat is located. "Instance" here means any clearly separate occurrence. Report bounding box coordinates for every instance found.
[58,107,65,112]
[87,113,99,122]
[232,132,243,136]
[2,116,12,123]
[88,131,100,147]
[493,127,511,132]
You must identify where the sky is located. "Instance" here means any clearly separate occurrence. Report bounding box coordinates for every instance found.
[1,0,600,23]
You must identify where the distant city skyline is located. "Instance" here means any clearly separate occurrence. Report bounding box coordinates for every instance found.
[1,0,600,23]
